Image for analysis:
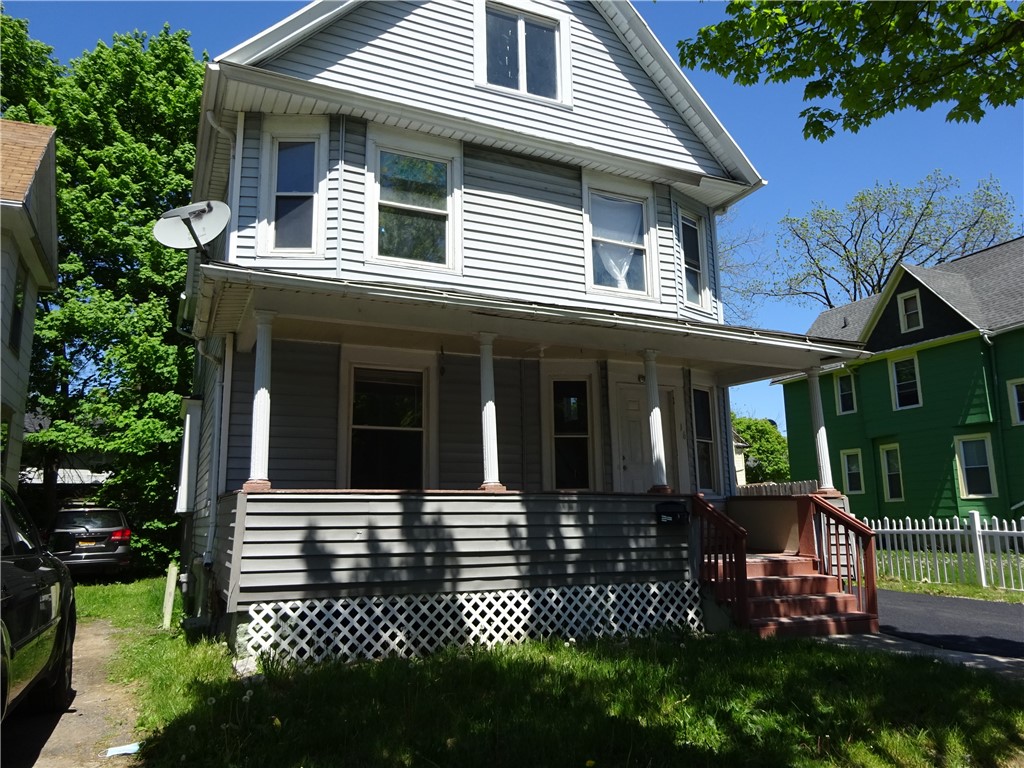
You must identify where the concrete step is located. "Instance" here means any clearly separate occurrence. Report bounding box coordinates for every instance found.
[748,592,858,619]
[750,612,879,639]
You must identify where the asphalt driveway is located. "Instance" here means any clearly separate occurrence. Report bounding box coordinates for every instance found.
[878,589,1024,658]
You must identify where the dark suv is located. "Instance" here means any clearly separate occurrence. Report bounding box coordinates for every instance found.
[1,481,76,721]
[48,503,132,576]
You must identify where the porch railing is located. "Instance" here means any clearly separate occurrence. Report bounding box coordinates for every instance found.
[692,494,749,627]
[802,494,878,617]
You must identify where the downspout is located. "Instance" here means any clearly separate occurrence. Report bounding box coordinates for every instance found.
[205,110,236,151]
[980,332,1017,514]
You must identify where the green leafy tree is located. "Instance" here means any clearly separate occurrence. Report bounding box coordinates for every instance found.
[3,17,204,569]
[677,1,1024,141]
[739,171,1017,310]
[0,10,61,120]
[732,414,789,484]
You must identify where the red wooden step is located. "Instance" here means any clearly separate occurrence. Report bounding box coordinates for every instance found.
[750,612,879,639]
[748,592,858,620]
[746,574,841,597]
[744,555,818,578]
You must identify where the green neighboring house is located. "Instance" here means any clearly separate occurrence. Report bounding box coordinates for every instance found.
[783,236,1024,522]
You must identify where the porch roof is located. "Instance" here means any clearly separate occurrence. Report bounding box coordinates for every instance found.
[189,263,866,386]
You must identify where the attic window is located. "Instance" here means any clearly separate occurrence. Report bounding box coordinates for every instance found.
[477,2,571,104]
[897,289,923,333]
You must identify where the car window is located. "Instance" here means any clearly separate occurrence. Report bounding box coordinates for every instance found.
[1,485,41,555]
[55,510,124,529]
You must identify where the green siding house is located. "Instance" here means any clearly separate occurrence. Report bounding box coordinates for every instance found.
[783,237,1024,521]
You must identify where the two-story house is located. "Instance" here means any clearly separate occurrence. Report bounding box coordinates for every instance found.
[175,0,867,661]
[783,237,1024,523]
[1,121,59,486]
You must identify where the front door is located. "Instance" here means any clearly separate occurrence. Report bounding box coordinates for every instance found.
[616,384,676,492]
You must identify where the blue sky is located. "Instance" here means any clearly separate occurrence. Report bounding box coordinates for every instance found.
[8,0,1024,432]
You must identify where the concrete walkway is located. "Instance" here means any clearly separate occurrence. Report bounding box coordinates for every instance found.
[821,632,1024,682]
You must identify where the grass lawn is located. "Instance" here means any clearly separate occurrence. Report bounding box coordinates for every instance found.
[78,578,1024,768]
[876,574,1024,604]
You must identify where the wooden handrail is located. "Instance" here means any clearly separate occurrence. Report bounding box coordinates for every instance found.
[692,494,749,628]
[805,494,878,618]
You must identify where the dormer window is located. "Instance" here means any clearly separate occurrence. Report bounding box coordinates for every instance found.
[476,1,571,104]
[897,289,923,332]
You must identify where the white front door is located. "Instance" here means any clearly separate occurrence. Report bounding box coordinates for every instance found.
[615,384,677,492]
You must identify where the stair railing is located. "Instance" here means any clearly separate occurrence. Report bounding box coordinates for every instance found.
[692,494,749,628]
[803,494,878,617]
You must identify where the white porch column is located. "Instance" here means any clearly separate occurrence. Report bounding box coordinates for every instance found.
[643,349,671,493]
[806,368,836,493]
[478,333,505,491]
[245,311,275,492]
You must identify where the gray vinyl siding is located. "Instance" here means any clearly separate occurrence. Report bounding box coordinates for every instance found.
[262,1,724,177]
[224,493,691,607]
[268,341,340,489]
[438,354,542,491]
[338,118,367,273]
[226,349,254,492]
[235,114,261,259]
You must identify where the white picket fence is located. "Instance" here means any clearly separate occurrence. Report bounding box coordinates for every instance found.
[864,511,1024,591]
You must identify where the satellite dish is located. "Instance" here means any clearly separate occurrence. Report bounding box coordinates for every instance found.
[153,200,231,253]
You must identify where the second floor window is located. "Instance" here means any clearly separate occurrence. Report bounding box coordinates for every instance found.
[6,260,27,353]
[835,372,856,414]
[891,357,921,409]
[378,151,449,265]
[485,5,558,99]
[259,116,328,256]
[590,191,648,293]
[273,140,315,249]
[680,215,705,307]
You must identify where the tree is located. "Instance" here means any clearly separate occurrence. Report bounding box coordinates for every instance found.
[732,415,789,484]
[3,17,204,569]
[0,11,61,120]
[677,1,1024,141]
[738,171,1017,310]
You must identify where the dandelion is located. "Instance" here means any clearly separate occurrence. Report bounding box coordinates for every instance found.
[271,715,282,729]
[207,697,216,706]
[586,761,596,767]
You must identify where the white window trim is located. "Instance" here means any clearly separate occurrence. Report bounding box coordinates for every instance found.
[365,126,463,274]
[889,354,923,411]
[539,361,601,491]
[677,206,710,310]
[690,381,721,496]
[1008,378,1024,427]
[473,0,573,107]
[953,433,998,499]
[337,345,438,489]
[897,288,923,333]
[834,371,857,415]
[879,443,904,502]
[839,448,864,495]
[257,115,330,258]
[583,172,659,301]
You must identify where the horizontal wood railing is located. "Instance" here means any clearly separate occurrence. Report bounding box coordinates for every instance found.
[803,494,878,618]
[692,494,749,628]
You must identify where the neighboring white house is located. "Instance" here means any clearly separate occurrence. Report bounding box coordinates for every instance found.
[1,120,58,486]
[175,0,863,661]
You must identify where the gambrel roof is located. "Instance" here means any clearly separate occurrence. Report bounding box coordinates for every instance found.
[806,236,1024,344]
[194,0,764,210]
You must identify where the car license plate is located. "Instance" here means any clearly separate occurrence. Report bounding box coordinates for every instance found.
[77,540,98,547]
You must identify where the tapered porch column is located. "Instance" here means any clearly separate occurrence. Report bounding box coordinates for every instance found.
[643,349,671,493]
[479,333,505,491]
[244,311,275,492]
[806,368,836,493]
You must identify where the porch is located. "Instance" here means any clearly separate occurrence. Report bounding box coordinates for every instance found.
[190,488,877,662]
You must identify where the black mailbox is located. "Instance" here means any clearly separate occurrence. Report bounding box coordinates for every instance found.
[655,500,688,526]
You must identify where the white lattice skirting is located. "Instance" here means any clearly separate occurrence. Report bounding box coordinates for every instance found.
[245,580,703,663]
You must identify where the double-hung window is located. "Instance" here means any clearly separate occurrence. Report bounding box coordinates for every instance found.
[1008,379,1024,426]
[954,434,997,498]
[481,2,568,102]
[879,444,903,502]
[840,449,864,494]
[692,387,719,494]
[891,356,921,410]
[585,176,656,298]
[259,116,329,256]
[350,368,424,489]
[897,289,923,332]
[835,372,856,414]
[679,213,707,307]
[368,128,461,271]
[551,380,591,489]
[6,260,26,353]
